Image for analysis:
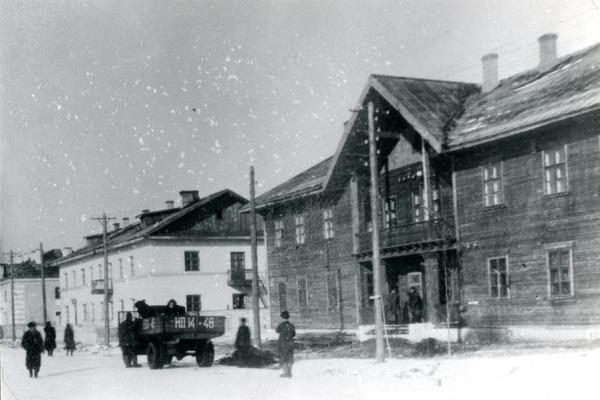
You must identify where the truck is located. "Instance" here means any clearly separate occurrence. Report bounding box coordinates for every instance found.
[119,311,226,369]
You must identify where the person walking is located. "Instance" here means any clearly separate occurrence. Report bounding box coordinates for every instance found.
[234,317,251,366]
[275,310,296,378]
[21,321,44,378]
[118,312,141,367]
[43,321,57,356]
[64,323,76,356]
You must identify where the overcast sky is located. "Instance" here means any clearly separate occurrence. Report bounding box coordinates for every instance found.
[1,0,599,259]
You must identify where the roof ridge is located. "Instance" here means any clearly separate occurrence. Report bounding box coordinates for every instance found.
[370,73,478,86]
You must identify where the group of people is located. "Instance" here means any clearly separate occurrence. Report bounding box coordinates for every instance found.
[235,311,296,377]
[20,321,76,378]
[387,286,424,324]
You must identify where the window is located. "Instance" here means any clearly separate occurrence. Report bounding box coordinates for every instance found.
[129,256,135,277]
[120,299,124,312]
[230,252,245,279]
[543,146,568,195]
[100,301,104,320]
[274,219,284,248]
[83,304,88,322]
[98,264,103,280]
[81,268,86,286]
[108,263,113,280]
[489,256,509,299]
[278,282,287,311]
[91,303,95,322]
[294,215,305,245]
[323,208,335,239]
[186,295,202,312]
[55,287,60,299]
[119,259,123,279]
[297,278,308,312]
[548,247,573,297]
[232,293,246,309]
[65,306,70,323]
[483,164,503,206]
[383,197,397,228]
[184,251,200,272]
[327,272,339,310]
[89,266,93,281]
[72,271,76,287]
[413,185,440,222]
[64,273,68,290]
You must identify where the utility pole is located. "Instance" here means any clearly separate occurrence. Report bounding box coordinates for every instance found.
[93,213,116,345]
[10,250,16,341]
[40,242,47,325]
[249,166,262,348]
[368,101,385,363]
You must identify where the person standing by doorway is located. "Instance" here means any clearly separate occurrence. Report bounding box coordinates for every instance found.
[408,286,423,323]
[43,322,56,356]
[276,310,296,378]
[22,321,44,378]
[388,288,400,324]
[64,323,76,355]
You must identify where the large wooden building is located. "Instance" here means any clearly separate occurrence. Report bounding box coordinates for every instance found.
[252,35,600,341]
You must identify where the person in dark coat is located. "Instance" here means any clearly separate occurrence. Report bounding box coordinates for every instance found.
[64,323,76,355]
[275,310,296,378]
[118,312,141,367]
[165,299,186,316]
[388,288,400,324]
[21,321,44,378]
[234,317,251,366]
[43,321,57,356]
[408,286,423,323]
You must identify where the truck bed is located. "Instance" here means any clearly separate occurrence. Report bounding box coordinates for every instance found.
[140,315,225,339]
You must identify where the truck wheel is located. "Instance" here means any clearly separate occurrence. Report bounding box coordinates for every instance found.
[147,342,164,369]
[195,341,214,367]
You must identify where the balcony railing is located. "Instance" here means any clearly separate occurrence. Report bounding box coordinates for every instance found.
[356,219,454,254]
[91,279,113,295]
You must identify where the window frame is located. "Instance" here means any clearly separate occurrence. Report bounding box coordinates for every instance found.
[482,162,504,207]
[383,196,397,228]
[230,252,245,278]
[184,250,200,272]
[297,277,308,313]
[278,282,287,311]
[186,294,202,313]
[542,145,569,196]
[487,255,510,299]
[274,218,284,248]
[322,207,335,239]
[326,271,339,311]
[546,243,575,299]
[294,214,306,245]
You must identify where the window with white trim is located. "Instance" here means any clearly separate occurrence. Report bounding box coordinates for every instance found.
[81,268,86,286]
[488,256,509,299]
[413,186,440,222]
[129,256,135,277]
[274,218,284,248]
[186,295,202,312]
[327,272,339,310]
[323,208,335,239]
[548,247,573,297]
[543,146,568,195]
[483,163,503,206]
[383,197,397,228]
[119,259,123,279]
[278,282,287,311]
[294,215,305,245]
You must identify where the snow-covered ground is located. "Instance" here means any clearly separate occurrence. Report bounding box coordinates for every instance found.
[2,341,600,400]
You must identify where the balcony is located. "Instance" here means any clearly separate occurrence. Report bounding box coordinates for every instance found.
[227,268,268,307]
[91,279,113,295]
[356,219,455,256]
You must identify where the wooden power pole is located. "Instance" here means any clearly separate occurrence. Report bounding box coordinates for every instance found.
[249,166,262,348]
[93,213,116,345]
[40,242,47,326]
[368,101,385,362]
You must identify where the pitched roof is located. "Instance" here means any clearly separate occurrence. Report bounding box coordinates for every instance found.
[249,157,333,211]
[53,189,248,265]
[448,42,600,149]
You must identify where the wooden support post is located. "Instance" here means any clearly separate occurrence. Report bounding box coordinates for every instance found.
[423,254,439,324]
[250,166,262,349]
[350,176,361,254]
[421,139,432,224]
[40,242,47,326]
[368,101,385,362]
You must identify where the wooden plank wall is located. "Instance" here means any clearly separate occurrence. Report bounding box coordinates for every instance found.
[455,113,600,326]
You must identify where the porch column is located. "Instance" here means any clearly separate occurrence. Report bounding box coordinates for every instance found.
[423,253,439,324]
[350,176,361,254]
[421,138,432,223]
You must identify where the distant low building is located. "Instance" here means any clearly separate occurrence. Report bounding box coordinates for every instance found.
[52,189,267,344]
[0,250,62,339]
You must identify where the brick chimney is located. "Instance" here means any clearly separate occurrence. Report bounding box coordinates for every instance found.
[165,200,175,209]
[538,33,558,72]
[113,222,120,231]
[481,53,499,93]
[180,190,199,207]
[122,217,130,226]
